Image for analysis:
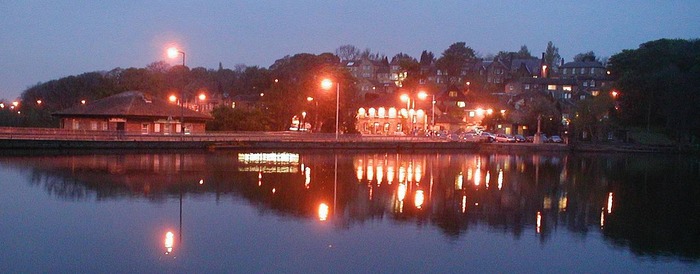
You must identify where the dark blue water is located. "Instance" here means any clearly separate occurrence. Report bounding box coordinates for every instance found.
[1,151,698,273]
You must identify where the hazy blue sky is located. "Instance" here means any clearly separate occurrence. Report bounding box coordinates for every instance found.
[1,1,698,100]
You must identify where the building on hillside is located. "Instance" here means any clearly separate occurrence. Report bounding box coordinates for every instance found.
[354,93,433,135]
[52,91,212,134]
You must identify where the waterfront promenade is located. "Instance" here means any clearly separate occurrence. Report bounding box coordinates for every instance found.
[0,126,681,153]
[0,126,566,151]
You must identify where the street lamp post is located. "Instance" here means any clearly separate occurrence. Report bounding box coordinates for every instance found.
[321,79,340,141]
[417,91,435,128]
[167,47,186,135]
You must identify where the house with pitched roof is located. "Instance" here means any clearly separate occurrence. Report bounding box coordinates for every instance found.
[53,91,212,134]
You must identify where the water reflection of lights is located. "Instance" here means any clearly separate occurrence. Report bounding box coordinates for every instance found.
[353,155,425,185]
[484,171,490,187]
[238,152,299,163]
[304,167,311,189]
[387,166,395,184]
[318,203,329,221]
[198,179,204,185]
[238,153,300,173]
[456,172,463,190]
[607,192,613,214]
[536,211,542,234]
[398,183,407,201]
[414,190,425,209]
[559,195,568,212]
[462,195,467,213]
[497,169,503,190]
[474,169,481,186]
[165,231,174,254]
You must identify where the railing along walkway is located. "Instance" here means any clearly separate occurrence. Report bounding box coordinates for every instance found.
[0,127,445,143]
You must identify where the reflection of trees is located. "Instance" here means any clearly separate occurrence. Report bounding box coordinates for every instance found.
[4,151,699,260]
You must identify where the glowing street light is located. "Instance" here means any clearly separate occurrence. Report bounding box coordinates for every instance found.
[167,46,186,135]
[321,78,340,140]
[167,47,185,67]
[417,90,435,127]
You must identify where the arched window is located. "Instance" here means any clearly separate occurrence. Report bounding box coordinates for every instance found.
[368,108,376,118]
[388,107,397,118]
[358,108,366,118]
[377,107,386,118]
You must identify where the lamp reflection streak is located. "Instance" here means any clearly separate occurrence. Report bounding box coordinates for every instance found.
[165,231,174,254]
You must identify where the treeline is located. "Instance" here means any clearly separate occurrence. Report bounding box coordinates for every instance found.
[608,38,700,141]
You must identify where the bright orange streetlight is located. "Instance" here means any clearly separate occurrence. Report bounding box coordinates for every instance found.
[167,46,186,135]
[169,95,177,103]
[198,94,206,101]
[167,47,185,66]
[321,78,340,140]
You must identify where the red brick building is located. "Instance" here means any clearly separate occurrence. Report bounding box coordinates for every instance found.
[53,91,212,134]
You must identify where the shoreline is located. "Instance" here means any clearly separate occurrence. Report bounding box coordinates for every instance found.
[0,138,688,154]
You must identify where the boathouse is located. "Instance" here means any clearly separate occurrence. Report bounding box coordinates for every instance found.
[52,91,212,134]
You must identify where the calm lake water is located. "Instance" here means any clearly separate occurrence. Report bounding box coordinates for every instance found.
[1,150,699,273]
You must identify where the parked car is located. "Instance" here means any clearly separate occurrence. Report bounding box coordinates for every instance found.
[495,134,516,143]
[514,134,527,143]
[460,132,483,142]
[550,135,563,143]
[526,136,534,143]
[479,132,496,142]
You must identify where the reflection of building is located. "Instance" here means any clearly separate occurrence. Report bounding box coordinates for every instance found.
[53,91,212,134]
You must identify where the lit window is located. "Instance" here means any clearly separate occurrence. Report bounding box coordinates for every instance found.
[91,121,97,130]
[141,123,149,134]
[449,91,458,97]
[368,108,376,118]
[358,108,366,118]
[563,85,572,91]
[469,111,475,117]
[548,85,557,90]
[388,107,397,118]
[583,82,588,87]
[524,84,530,90]
[378,107,386,118]
[457,101,466,108]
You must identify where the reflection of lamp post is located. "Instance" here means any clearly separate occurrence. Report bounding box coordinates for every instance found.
[167,47,186,135]
[321,79,340,141]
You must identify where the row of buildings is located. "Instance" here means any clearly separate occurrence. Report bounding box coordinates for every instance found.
[52,54,612,136]
[347,54,612,136]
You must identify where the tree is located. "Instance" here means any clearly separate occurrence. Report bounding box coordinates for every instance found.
[573,51,598,62]
[570,93,614,142]
[543,41,561,72]
[518,45,533,59]
[419,50,434,66]
[436,42,476,84]
[359,48,385,61]
[335,45,361,61]
[608,38,700,141]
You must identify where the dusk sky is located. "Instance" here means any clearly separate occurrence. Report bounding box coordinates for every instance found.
[1,1,698,100]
